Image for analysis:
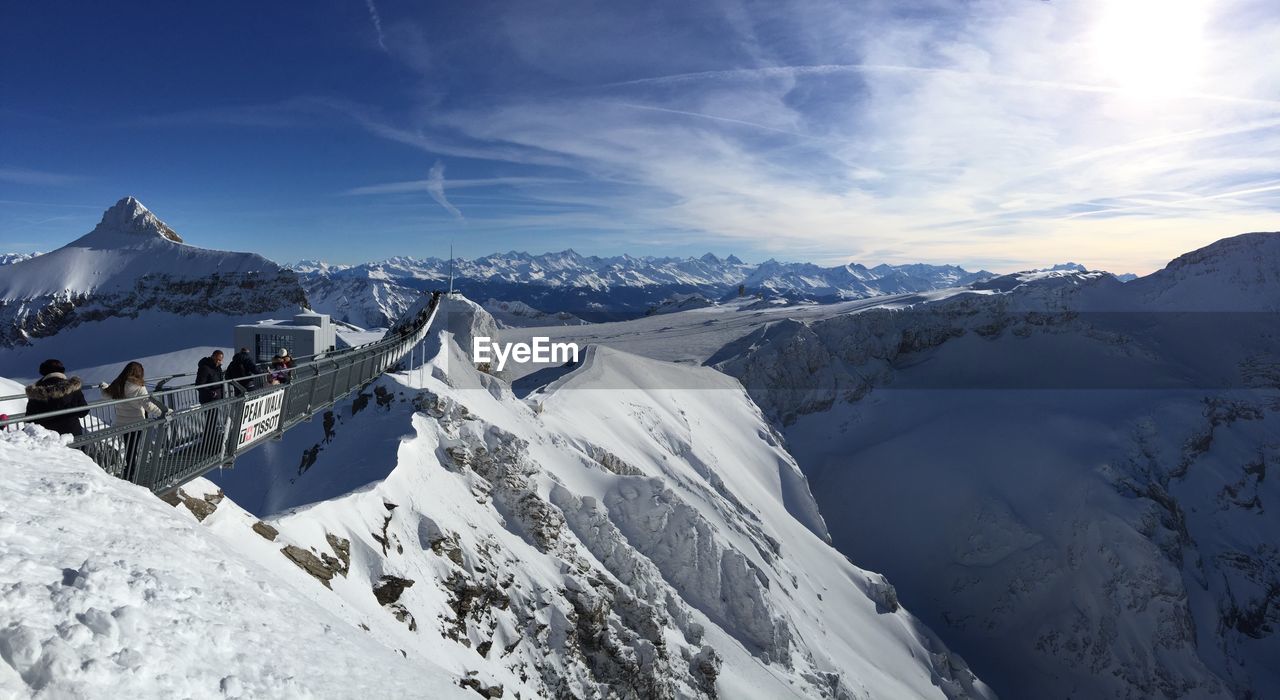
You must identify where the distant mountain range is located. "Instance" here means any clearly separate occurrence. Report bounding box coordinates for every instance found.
[2,199,1132,332]
[0,252,40,266]
[290,251,1005,326]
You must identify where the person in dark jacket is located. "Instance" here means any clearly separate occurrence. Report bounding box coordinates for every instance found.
[196,351,226,451]
[225,347,256,393]
[196,351,226,403]
[24,359,90,436]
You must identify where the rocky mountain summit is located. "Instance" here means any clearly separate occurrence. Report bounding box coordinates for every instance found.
[0,197,307,347]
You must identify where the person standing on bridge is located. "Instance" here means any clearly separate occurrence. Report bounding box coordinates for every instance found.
[101,361,163,479]
[196,351,227,452]
[24,359,90,437]
[225,347,256,393]
[269,351,292,385]
[196,351,227,403]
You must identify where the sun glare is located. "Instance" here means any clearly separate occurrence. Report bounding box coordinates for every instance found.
[1091,0,1208,96]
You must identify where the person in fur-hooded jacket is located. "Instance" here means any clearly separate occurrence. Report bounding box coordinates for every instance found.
[25,358,90,436]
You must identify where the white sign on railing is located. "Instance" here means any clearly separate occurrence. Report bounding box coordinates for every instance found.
[236,389,285,450]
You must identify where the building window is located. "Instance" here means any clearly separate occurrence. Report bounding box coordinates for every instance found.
[255,333,292,363]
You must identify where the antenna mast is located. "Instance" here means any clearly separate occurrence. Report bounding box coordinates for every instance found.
[448,242,454,297]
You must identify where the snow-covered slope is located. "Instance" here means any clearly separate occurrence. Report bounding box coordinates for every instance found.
[197,298,993,699]
[645,293,717,316]
[701,232,1280,697]
[1121,231,1280,310]
[299,272,420,329]
[0,426,469,699]
[0,197,307,349]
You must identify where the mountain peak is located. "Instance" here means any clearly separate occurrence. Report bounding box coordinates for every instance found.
[93,196,184,243]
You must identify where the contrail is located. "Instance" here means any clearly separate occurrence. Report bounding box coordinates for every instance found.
[364,0,387,51]
[606,64,1280,110]
[611,102,811,138]
[427,160,464,220]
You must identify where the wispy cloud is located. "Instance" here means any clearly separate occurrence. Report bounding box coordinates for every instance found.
[129,97,326,128]
[0,167,79,186]
[364,0,387,52]
[338,0,1280,272]
[606,63,1280,110]
[610,102,812,139]
[344,176,571,195]
[426,160,463,220]
[0,199,101,209]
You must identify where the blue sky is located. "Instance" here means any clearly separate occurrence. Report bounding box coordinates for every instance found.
[2,0,1279,273]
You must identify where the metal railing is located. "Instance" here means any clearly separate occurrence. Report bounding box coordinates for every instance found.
[2,292,441,494]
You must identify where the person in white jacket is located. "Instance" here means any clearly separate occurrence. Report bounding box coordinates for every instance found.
[101,361,163,480]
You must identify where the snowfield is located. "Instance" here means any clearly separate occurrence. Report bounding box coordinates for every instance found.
[0,426,468,699]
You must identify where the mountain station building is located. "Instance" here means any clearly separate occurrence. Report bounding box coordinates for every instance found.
[234,311,337,363]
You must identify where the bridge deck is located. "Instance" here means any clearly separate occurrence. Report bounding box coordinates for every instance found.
[2,292,441,494]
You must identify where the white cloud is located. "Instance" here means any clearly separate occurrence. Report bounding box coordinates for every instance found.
[353,0,1280,272]
[344,176,571,195]
[0,167,79,186]
[426,160,463,220]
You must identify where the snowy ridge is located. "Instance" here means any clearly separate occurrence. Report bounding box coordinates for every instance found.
[1121,231,1280,310]
[482,298,586,328]
[193,297,993,699]
[0,197,307,348]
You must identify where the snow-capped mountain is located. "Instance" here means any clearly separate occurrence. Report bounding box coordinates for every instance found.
[742,260,991,300]
[0,197,308,374]
[292,250,995,325]
[0,252,40,266]
[481,298,586,328]
[289,258,351,275]
[184,297,993,699]
[701,232,1280,697]
[1028,262,1135,281]
[298,272,421,329]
